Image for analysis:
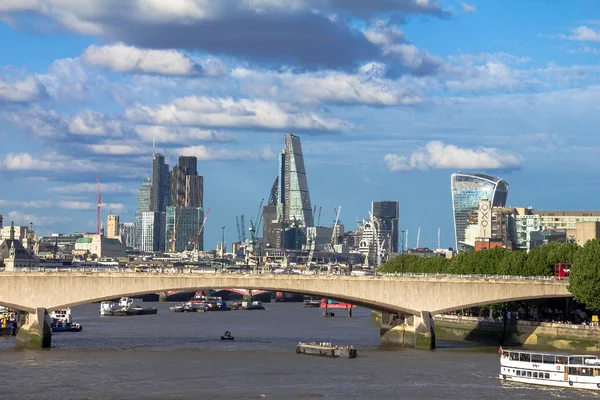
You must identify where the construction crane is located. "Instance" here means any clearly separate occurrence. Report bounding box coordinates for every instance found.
[96,176,102,234]
[170,207,184,252]
[330,206,341,251]
[194,208,211,254]
[316,206,322,227]
[248,198,264,251]
[240,214,247,242]
[236,215,243,243]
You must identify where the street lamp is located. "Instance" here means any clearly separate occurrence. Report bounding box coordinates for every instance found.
[221,226,225,270]
[400,230,406,275]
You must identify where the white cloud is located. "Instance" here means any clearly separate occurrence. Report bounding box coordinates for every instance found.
[0,76,46,102]
[82,43,227,76]
[461,3,476,13]
[134,125,233,143]
[174,145,276,161]
[0,200,53,208]
[232,67,423,106]
[68,110,123,137]
[384,141,521,172]
[58,200,126,212]
[84,142,150,155]
[564,26,600,42]
[6,210,56,227]
[125,96,352,131]
[50,182,137,194]
[3,153,55,170]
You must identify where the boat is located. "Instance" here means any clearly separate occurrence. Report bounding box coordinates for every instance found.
[50,308,83,332]
[221,331,234,341]
[189,292,231,312]
[241,300,265,310]
[0,307,17,336]
[320,299,356,309]
[100,297,158,316]
[169,302,198,312]
[303,296,320,308]
[499,347,600,390]
[295,342,357,359]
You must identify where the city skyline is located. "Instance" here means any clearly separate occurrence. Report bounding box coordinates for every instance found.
[1,1,600,249]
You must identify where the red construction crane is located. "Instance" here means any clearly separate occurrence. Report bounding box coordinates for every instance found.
[96,176,102,234]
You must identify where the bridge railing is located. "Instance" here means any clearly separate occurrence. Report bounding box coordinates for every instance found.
[0,267,559,281]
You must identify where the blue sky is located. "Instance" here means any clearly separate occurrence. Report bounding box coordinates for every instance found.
[1,0,600,250]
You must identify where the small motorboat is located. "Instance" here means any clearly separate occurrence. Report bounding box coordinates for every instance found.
[221,331,234,340]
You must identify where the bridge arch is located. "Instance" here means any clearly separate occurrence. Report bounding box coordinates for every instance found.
[0,272,572,317]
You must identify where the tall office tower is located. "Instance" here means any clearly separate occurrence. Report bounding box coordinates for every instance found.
[137,211,166,252]
[262,205,281,249]
[150,153,170,213]
[179,156,197,176]
[372,201,399,253]
[165,206,203,252]
[171,165,186,207]
[451,172,509,253]
[137,178,151,213]
[276,134,313,227]
[106,214,120,239]
[120,222,136,249]
[185,175,203,207]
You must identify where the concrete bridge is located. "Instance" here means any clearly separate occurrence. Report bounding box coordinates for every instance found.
[0,272,572,349]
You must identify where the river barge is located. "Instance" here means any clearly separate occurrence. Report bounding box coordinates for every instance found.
[50,308,83,332]
[296,342,357,358]
[100,297,157,316]
[500,348,600,390]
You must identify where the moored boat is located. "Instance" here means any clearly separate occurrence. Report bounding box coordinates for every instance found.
[100,297,157,316]
[320,299,355,309]
[0,308,17,336]
[50,308,83,332]
[296,342,357,358]
[499,347,600,390]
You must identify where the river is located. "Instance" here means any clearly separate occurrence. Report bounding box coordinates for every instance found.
[0,302,595,399]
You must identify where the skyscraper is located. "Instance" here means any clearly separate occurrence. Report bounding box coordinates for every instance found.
[150,153,170,213]
[137,178,151,213]
[451,172,509,253]
[372,201,399,253]
[264,134,313,250]
[179,155,197,176]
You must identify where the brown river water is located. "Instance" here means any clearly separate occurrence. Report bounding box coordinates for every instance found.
[0,302,596,400]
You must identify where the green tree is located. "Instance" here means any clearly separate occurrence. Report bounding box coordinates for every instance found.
[568,239,600,310]
[497,250,527,275]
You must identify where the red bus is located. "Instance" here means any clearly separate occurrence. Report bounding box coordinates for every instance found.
[554,263,571,280]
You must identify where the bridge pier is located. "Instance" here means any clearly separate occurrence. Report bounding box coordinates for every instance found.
[16,308,52,349]
[380,311,436,350]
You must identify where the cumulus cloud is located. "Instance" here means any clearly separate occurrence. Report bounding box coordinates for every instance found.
[134,125,233,143]
[232,67,423,106]
[50,182,137,194]
[0,76,46,102]
[69,110,123,137]
[57,200,126,212]
[124,96,352,131]
[0,0,450,70]
[82,43,228,77]
[174,145,276,161]
[6,210,56,227]
[562,26,600,42]
[384,141,521,172]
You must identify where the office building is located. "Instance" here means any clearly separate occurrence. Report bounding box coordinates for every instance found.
[137,178,151,213]
[136,211,166,253]
[106,214,120,240]
[171,156,202,207]
[371,201,399,253]
[150,153,171,213]
[265,134,313,250]
[165,206,203,252]
[535,210,600,242]
[120,222,136,249]
[451,172,509,252]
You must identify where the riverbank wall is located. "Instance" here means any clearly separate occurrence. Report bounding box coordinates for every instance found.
[375,312,600,352]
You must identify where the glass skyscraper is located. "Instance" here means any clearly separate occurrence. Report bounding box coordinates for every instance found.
[282,134,313,227]
[451,172,509,252]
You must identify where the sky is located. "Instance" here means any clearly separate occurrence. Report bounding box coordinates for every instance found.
[0,0,600,250]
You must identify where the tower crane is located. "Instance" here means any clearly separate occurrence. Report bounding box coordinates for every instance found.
[316,207,322,227]
[330,206,341,252]
[236,215,243,243]
[248,198,264,251]
[194,208,211,254]
[240,214,247,242]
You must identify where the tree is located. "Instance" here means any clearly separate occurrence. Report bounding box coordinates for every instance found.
[569,239,600,311]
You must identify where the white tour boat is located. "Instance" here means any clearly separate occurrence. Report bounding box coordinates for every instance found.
[500,347,600,390]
